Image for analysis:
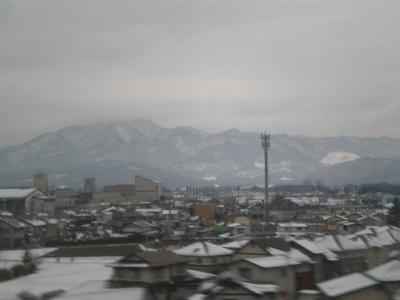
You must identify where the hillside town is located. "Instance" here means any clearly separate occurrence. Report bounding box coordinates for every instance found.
[0,171,399,300]
[2,0,400,298]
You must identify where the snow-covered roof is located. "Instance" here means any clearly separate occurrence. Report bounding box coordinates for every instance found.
[103,206,126,213]
[25,219,47,227]
[174,241,233,257]
[0,188,37,199]
[298,289,320,295]
[323,215,347,221]
[107,263,149,268]
[186,269,216,280]
[239,281,278,294]
[187,293,207,300]
[367,260,400,282]
[227,222,244,228]
[245,255,304,268]
[47,218,59,225]
[277,222,308,228]
[357,215,380,222]
[287,248,314,263]
[293,239,338,261]
[314,235,367,252]
[196,271,278,296]
[162,209,179,215]
[221,240,250,249]
[266,247,313,264]
[317,273,378,297]
[353,225,399,247]
[135,208,162,213]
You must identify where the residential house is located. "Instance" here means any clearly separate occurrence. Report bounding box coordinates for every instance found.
[313,235,368,274]
[222,238,286,261]
[174,241,234,273]
[0,188,44,216]
[276,222,309,236]
[23,219,48,246]
[227,222,250,237]
[231,251,314,300]
[346,212,365,222]
[187,272,279,300]
[109,250,189,299]
[357,215,383,227]
[323,215,347,234]
[352,225,400,268]
[336,221,365,235]
[30,195,56,216]
[0,213,27,248]
[291,239,339,282]
[367,259,400,293]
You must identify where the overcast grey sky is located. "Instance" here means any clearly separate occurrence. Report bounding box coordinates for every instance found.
[1,0,399,147]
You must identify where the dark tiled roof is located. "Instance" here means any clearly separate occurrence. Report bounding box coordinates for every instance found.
[253,237,290,252]
[120,250,190,267]
[44,244,142,257]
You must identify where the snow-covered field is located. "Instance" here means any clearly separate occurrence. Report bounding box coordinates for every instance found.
[320,151,360,166]
[0,256,146,300]
[0,248,56,269]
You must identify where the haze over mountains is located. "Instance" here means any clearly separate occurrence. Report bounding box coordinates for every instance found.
[1,119,400,188]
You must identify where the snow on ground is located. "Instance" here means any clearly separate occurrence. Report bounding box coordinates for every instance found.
[0,248,56,269]
[55,280,146,300]
[0,257,116,300]
[320,151,359,166]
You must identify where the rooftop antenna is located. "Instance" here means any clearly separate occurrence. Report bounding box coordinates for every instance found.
[261,132,270,224]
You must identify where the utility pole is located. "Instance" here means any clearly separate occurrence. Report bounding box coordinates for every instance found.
[261,132,270,224]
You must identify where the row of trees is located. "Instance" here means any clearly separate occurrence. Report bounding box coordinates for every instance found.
[388,198,400,227]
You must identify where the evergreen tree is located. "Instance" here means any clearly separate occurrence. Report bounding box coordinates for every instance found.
[387,197,400,227]
[22,249,32,265]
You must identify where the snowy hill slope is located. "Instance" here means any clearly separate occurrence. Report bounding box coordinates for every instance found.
[1,120,400,187]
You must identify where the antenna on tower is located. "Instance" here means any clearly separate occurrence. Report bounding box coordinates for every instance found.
[261,132,270,224]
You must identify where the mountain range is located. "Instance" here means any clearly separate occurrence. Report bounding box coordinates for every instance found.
[1,119,400,188]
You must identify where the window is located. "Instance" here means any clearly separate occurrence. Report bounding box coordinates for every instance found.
[177,264,185,274]
[155,268,164,280]
[133,270,140,280]
[238,267,251,279]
